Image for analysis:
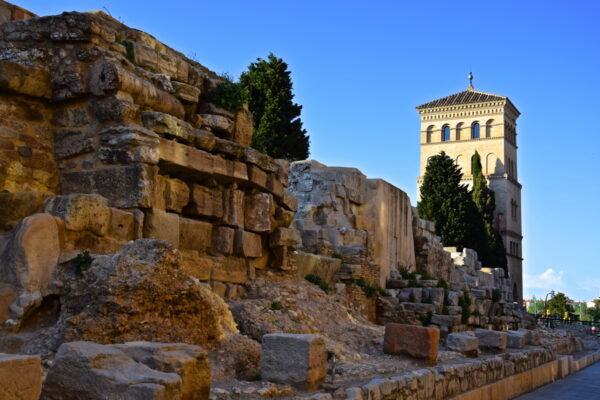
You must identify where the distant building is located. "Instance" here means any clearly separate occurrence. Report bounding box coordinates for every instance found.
[416,75,523,302]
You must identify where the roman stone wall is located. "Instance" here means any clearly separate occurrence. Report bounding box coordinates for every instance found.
[0,11,301,297]
[289,160,415,287]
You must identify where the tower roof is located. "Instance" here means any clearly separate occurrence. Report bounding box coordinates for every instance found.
[416,90,508,109]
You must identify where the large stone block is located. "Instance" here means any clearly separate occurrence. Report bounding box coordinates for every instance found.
[44,194,110,236]
[0,353,42,400]
[506,330,527,349]
[222,189,244,228]
[142,111,195,144]
[269,227,301,248]
[42,342,181,400]
[187,185,223,219]
[108,208,136,242]
[53,129,94,160]
[60,164,156,209]
[143,209,180,247]
[446,333,479,355]
[158,139,214,178]
[294,252,341,285]
[0,214,60,319]
[0,61,51,99]
[210,256,248,283]
[232,108,253,147]
[97,125,160,165]
[474,328,507,350]
[244,193,272,233]
[383,323,439,362]
[0,191,52,231]
[154,176,190,213]
[210,226,234,256]
[179,218,212,253]
[261,334,327,390]
[113,342,210,400]
[234,230,262,258]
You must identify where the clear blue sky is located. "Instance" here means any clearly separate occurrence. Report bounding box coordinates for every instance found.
[22,0,600,301]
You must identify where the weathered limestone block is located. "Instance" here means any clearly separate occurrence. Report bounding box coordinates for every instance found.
[294,252,341,285]
[158,139,214,177]
[430,314,461,328]
[244,193,272,233]
[261,334,327,390]
[44,194,111,236]
[274,159,289,187]
[398,288,423,303]
[232,108,253,147]
[108,208,136,242]
[0,213,60,319]
[243,148,277,173]
[42,342,182,400]
[142,111,195,144]
[53,129,94,160]
[0,191,52,231]
[52,106,90,127]
[234,230,262,258]
[210,256,248,283]
[506,330,527,349]
[187,185,223,219]
[179,218,212,253]
[0,353,42,400]
[154,176,190,213]
[248,165,268,190]
[282,188,299,212]
[192,129,216,152]
[0,61,51,99]
[446,333,479,355]
[200,114,233,136]
[210,226,234,256]
[60,164,156,209]
[172,81,201,103]
[267,173,284,200]
[212,156,248,182]
[222,189,244,228]
[475,329,507,350]
[89,60,185,119]
[270,227,301,248]
[214,138,245,160]
[97,125,160,165]
[93,92,140,122]
[383,323,440,362]
[143,208,180,247]
[113,342,210,400]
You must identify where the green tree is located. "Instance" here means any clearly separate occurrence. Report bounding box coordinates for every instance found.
[417,151,485,252]
[471,151,508,272]
[586,300,600,322]
[240,53,309,161]
[546,292,573,318]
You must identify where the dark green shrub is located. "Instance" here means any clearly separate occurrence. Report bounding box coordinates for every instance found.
[270,301,283,310]
[305,274,331,293]
[331,252,344,262]
[120,40,135,63]
[459,291,472,323]
[206,75,247,113]
[72,250,93,276]
[353,277,387,298]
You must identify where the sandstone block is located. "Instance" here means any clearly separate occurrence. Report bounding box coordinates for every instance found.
[243,148,277,172]
[0,191,52,231]
[261,334,327,390]
[93,93,140,122]
[294,252,341,285]
[222,189,244,228]
[179,218,213,254]
[187,185,223,219]
[52,106,90,127]
[113,341,210,400]
[44,194,111,236]
[234,230,262,258]
[282,189,298,212]
[232,108,253,147]
[53,129,94,160]
[270,227,301,248]
[267,173,284,200]
[0,214,61,320]
[143,209,180,247]
[383,323,440,362]
[248,165,268,190]
[506,330,527,349]
[244,193,272,233]
[212,156,248,182]
[201,114,233,136]
[108,208,136,242]
[172,81,201,103]
[446,333,479,355]
[273,159,289,187]
[0,353,42,400]
[154,176,190,212]
[97,125,161,165]
[0,61,51,99]
[214,138,245,159]
[210,256,248,283]
[210,226,234,256]
[192,129,216,151]
[142,111,194,144]
[42,342,181,400]
[474,329,507,350]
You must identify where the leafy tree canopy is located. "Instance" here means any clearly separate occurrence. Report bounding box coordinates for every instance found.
[240,53,309,161]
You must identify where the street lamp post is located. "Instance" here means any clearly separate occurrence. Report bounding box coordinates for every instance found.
[545,290,556,328]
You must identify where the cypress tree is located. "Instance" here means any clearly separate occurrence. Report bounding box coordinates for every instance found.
[471,151,507,272]
[240,53,309,161]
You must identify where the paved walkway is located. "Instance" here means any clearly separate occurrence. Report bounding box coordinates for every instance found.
[514,360,600,399]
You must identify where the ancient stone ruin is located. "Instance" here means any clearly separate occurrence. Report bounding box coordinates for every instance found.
[0,4,598,400]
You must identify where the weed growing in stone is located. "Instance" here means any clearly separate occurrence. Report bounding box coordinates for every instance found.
[305,274,331,293]
[72,250,93,276]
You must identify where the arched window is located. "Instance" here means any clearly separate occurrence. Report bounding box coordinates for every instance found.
[485,119,494,138]
[471,122,480,139]
[426,125,434,143]
[442,125,450,141]
[456,122,464,141]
